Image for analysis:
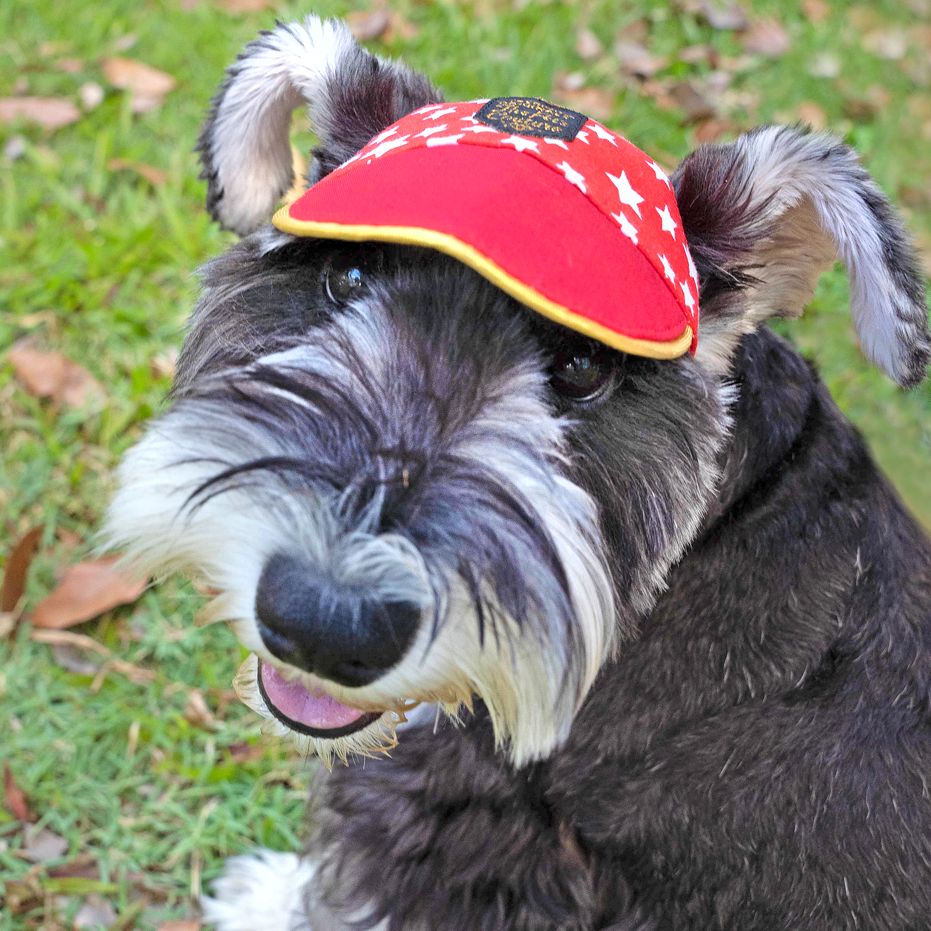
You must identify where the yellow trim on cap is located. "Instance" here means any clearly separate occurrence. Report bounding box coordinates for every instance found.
[273,207,693,360]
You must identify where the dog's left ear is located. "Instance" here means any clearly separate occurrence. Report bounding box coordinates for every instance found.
[673,125,930,387]
[196,16,442,236]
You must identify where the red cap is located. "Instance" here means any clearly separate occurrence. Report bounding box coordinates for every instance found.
[274,98,698,358]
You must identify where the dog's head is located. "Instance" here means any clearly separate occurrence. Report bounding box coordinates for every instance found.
[105,16,929,767]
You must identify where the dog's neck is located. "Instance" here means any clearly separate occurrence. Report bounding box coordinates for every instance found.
[702,326,867,533]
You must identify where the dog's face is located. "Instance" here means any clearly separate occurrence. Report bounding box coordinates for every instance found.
[105,16,930,767]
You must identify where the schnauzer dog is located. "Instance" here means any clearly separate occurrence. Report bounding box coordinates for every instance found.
[106,15,931,931]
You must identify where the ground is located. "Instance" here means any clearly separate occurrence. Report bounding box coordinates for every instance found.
[1,0,930,928]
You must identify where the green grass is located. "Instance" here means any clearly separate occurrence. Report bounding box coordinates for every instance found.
[1,0,930,927]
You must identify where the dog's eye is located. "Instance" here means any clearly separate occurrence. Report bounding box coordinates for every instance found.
[323,263,365,305]
[550,347,613,403]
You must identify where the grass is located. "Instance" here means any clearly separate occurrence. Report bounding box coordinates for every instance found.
[1,0,929,927]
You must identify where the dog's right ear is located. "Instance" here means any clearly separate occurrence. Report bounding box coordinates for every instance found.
[673,126,930,388]
[197,16,443,236]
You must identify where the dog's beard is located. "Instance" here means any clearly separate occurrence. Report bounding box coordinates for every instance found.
[104,306,619,765]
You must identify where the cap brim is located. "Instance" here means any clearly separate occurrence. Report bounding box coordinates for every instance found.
[274,145,692,359]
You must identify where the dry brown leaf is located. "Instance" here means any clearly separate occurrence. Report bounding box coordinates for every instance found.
[801,0,830,24]
[555,71,586,92]
[57,58,84,74]
[227,741,265,763]
[4,885,41,916]
[346,9,391,42]
[184,689,218,728]
[911,25,931,52]
[47,854,100,880]
[108,157,169,186]
[1,525,42,614]
[32,557,148,629]
[718,54,756,73]
[51,641,102,675]
[79,81,104,111]
[551,77,615,121]
[0,97,81,130]
[842,85,891,122]
[74,895,118,930]
[151,346,179,380]
[31,629,156,685]
[615,42,668,78]
[102,57,176,98]
[216,0,272,11]
[742,18,791,58]
[796,101,827,131]
[809,52,842,78]
[3,134,26,160]
[39,41,70,57]
[112,34,138,52]
[678,44,716,66]
[640,79,678,112]
[158,920,201,931]
[3,762,37,823]
[282,144,307,207]
[575,28,604,61]
[916,232,931,276]
[698,0,748,31]
[9,343,104,409]
[670,81,717,124]
[847,6,883,32]
[20,825,69,863]
[862,28,908,61]
[379,11,419,44]
[694,118,734,144]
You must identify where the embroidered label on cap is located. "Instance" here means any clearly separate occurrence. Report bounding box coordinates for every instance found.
[475,97,587,140]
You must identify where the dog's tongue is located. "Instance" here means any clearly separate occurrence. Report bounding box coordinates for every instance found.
[258,661,366,729]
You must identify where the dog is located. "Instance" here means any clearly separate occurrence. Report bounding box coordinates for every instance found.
[105,14,931,931]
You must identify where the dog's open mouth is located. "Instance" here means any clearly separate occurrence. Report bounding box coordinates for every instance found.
[256,660,382,739]
[232,653,415,765]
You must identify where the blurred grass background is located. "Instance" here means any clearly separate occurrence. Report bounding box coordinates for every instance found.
[1,0,930,928]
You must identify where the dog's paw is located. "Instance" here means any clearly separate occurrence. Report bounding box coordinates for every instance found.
[201,849,317,931]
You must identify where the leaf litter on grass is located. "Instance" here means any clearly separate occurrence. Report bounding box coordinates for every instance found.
[1,0,929,926]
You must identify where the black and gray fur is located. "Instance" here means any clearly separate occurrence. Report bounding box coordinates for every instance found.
[106,15,931,931]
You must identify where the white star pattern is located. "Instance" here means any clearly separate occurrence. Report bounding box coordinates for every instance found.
[366,135,411,159]
[556,161,587,193]
[370,126,398,145]
[656,204,678,238]
[462,124,500,134]
[589,122,618,145]
[612,211,638,244]
[659,253,676,283]
[686,246,699,289]
[606,171,643,218]
[426,134,465,147]
[501,135,540,154]
[416,104,444,114]
[681,280,695,311]
[648,160,672,187]
[424,107,458,120]
[575,129,590,143]
[337,150,363,170]
[543,137,569,150]
[415,124,448,138]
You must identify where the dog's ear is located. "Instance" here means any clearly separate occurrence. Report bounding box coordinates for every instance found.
[673,125,930,387]
[196,16,443,236]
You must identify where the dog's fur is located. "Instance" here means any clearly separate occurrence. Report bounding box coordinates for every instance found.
[105,16,931,931]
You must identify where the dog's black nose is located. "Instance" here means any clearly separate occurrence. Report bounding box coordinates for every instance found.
[254,552,420,688]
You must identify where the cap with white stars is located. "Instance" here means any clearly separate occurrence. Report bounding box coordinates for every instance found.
[274,97,699,358]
